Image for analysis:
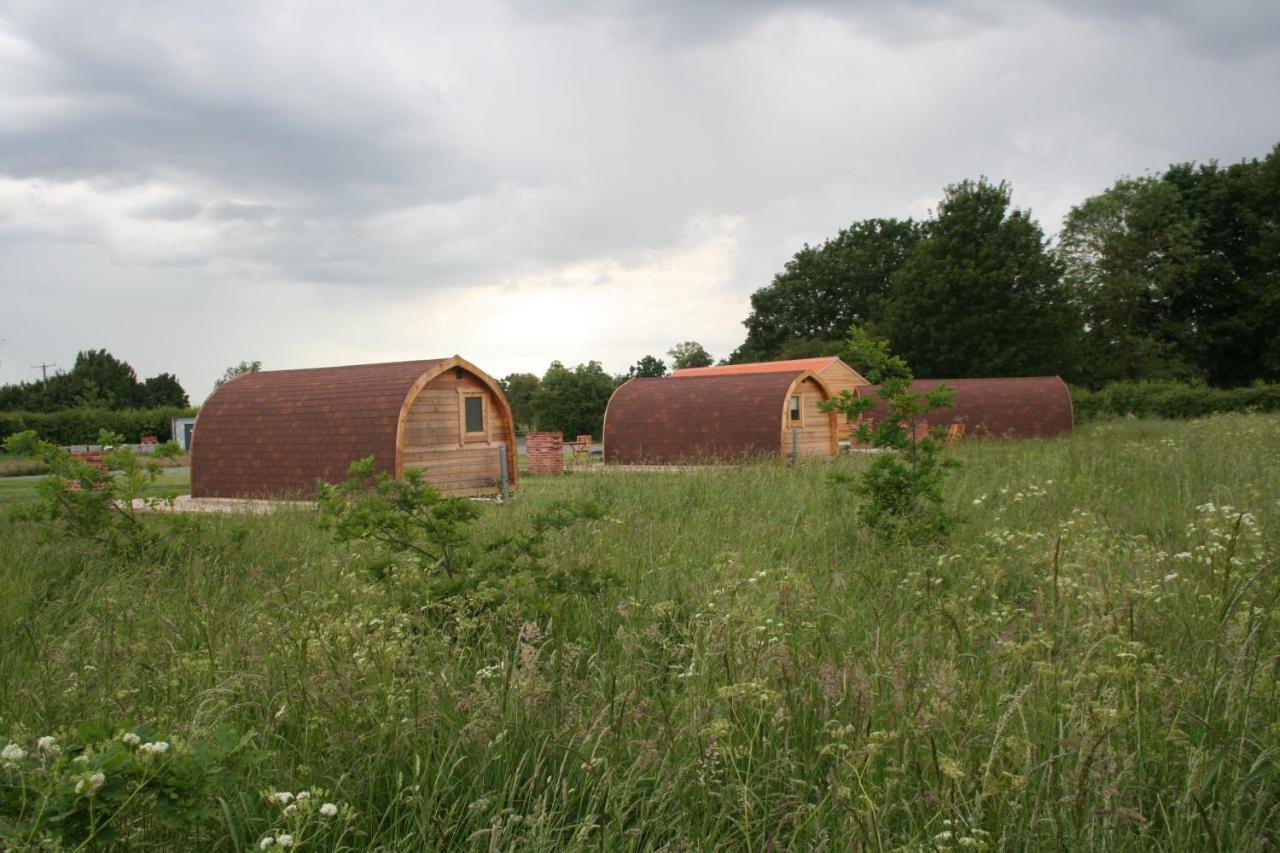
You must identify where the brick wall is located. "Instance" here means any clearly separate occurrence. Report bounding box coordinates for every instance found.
[525,432,564,475]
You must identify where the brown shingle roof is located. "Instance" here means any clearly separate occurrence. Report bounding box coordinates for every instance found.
[604,372,808,464]
[191,359,446,498]
[857,376,1073,439]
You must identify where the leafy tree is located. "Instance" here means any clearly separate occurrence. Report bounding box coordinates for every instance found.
[820,328,957,537]
[732,218,921,362]
[880,179,1079,378]
[774,337,847,360]
[1058,145,1280,387]
[628,355,667,378]
[1160,150,1279,386]
[137,372,190,408]
[215,360,262,388]
[667,341,713,370]
[532,361,615,439]
[0,350,189,412]
[69,349,140,407]
[498,372,541,430]
[1058,176,1201,386]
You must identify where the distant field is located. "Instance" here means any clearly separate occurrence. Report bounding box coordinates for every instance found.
[1,414,1277,850]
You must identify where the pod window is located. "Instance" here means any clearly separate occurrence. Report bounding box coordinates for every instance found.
[790,395,802,423]
[463,394,486,436]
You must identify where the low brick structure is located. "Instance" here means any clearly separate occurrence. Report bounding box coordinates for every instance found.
[66,451,109,492]
[525,432,564,475]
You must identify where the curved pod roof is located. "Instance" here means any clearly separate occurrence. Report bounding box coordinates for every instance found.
[604,369,835,464]
[671,356,861,380]
[191,356,516,498]
[856,376,1073,439]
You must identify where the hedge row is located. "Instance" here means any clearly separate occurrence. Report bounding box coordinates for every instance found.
[0,407,197,445]
[1072,381,1280,422]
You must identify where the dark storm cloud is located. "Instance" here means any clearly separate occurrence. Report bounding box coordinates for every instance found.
[0,3,495,210]
[0,0,1277,398]
[522,0,1280,56]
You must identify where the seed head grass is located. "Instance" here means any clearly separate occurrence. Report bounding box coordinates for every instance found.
[1,413,1277,849]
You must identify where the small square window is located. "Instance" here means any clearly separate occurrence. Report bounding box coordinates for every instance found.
[790,395,802,421]
[464,396,485,433]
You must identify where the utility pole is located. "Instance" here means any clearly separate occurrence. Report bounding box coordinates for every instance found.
[34,362,55,381]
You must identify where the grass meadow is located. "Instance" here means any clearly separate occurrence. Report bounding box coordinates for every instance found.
[1,414,1278,850]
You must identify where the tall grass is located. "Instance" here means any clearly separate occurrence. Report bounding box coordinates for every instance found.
[1,414,1278,850]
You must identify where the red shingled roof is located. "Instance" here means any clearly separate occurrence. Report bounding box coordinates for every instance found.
[856,376,1073,439]
[191,359,445,498]
[671,357,840,377]
[604,371,813,464]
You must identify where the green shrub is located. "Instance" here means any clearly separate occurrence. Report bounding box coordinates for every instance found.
[3,429,179,557]
[0,724,260,848]
[821,327,958,538]
[0,407,196,445]
[1073,381,1280,422]
[318,456,608,624]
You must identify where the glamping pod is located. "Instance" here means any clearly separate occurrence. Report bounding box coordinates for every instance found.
[603,370,838,464]
[856,376,1074,440]
[672,356,869,439]
[191,356,518,498]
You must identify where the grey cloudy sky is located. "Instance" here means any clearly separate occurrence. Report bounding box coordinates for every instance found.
[1,0,1277,401]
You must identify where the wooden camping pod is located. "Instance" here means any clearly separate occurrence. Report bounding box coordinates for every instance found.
[672,356,869,439]
[855,376,1074,440]
[603,370,838,464]
[190,356,518,498]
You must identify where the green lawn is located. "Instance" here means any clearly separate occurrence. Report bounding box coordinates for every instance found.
[1,415,1278,850]
[0,468,190,507]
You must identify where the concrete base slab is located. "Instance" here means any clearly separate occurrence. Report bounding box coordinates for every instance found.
[129,495,316,515]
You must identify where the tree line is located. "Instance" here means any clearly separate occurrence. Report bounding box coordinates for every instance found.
[0,349,190,412]
[730,144,1279,388]
[500,341,715,438]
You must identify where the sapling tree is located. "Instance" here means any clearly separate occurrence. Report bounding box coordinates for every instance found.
[317,457,479,579]
[317,457,606,611]
[4,429,180,556]
[820,328,958,536]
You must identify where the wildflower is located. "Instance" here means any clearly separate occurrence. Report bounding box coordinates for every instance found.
[277,834,294,848]
[320,802,338,817]
[295,790,311,801]
[75,772,106,796]
[270,791,294,805]
[259,838,274,850]
[121,732,141,746]
[138,741,170,755]
[284,803,298,816]
[2,743,26,764]
[37,736,59,755]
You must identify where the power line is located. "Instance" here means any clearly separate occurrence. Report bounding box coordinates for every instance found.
[0,333,57,366]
